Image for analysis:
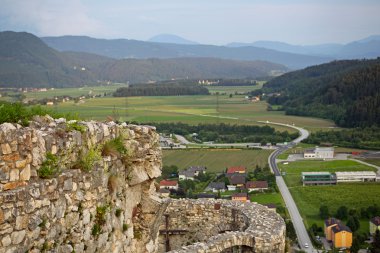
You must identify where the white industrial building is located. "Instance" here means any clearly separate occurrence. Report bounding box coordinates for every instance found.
[304,147,335,159]
[335,171,377,182]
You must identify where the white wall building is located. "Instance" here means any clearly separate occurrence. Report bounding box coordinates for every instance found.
[335,171,377,182]
[304,147,334,159]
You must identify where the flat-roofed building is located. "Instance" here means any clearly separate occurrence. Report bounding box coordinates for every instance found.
[302,172,337,186]
[304,147,334,159]
[335,171,377,182]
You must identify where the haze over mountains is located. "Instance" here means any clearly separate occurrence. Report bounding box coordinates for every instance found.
[227,35,380,59]
[41,36,331,69]
[0,31,286,87]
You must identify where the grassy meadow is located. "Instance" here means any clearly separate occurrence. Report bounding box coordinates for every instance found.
[290,183,380,234]
[162,149,272,172]
[45,95,334,133]
[279,159,379,234]
[278,160,376,187]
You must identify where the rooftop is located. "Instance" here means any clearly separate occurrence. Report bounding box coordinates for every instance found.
[332,224,352,233]
[229,175,246,185]
[335,171,376,176]
[246,181,268,189]
[302,172,332,176]
[226,166,246,174]
[315,147,334,152]
[159,180,178,187]
[232,192,248,198]
[325,217,341,227]
[208,182,226,190]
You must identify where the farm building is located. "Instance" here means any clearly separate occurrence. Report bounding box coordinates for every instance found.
[301,172,337,186]
[304,147,335,159]
[335,171,377,182]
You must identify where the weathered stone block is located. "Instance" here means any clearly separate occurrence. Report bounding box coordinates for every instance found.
[19,165,31,181]
[15,160,27,169]
[3,181,27,191]
[1,144,12,155]
[11,230,26,244]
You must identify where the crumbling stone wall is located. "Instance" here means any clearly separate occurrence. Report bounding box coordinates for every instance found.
[0,116,165,253]
[159,199,286,253]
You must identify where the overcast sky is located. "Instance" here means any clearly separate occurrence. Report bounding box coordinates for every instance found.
[1,0,379,45]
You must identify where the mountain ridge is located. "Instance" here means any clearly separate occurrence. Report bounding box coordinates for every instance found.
[0,31,287,87]
[41,35,332,69]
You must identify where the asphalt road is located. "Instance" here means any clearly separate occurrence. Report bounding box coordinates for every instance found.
[265,121,315,253]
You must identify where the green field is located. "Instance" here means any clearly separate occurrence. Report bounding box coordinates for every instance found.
[250,192,284,206]
[278,160,376,187]
[23,84,126,99]
[358,159,380,167]
[290,183,379,234]
[162,149,272,172]
[45,94,334,132]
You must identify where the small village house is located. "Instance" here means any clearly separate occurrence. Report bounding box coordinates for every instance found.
[325,218,341,241]
[227,175,246,191]
[226,166,246,175]
[331,224,352,249]
[206,182,226,193]
[232,192,248,202]
[159,180,178,190]
[324,218,352,248]
[179,166,206,181]
[370,217,380,235]
[246,181,268,192]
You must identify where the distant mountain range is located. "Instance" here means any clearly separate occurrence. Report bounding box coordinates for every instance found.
[148,34,198,45]
[41,36,331,69]
[0,31,287,87]
[227,35,380,59]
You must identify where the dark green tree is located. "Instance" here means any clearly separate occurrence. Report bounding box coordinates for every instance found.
[319,205,330,219]
[336,206,348,219]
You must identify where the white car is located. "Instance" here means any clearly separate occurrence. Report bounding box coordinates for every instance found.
[304,243,309,248]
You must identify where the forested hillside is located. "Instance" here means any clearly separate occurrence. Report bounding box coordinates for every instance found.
[0,31,288,87]
[262,59,380,127]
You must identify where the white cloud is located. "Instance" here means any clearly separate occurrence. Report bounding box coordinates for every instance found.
[0,0,105,36]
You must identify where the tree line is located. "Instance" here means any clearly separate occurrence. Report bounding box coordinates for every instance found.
[303,126,380,150]
[149,122,298,144]
[113,83,209,97]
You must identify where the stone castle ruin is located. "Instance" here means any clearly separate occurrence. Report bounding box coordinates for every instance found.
[0,116,285,253]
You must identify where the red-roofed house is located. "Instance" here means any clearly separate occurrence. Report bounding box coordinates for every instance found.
[246,181,268,192]
[159,180,178,190]
[226,166,246,175]
[232,192,248,202]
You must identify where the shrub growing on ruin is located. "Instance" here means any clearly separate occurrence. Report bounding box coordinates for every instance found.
[101,137,127,157]
[66,121,86,133]
[72,147,101,172]
[38,153,59,179]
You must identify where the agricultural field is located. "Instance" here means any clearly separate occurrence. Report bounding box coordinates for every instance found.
[278,160,376,187]
[23,84,126,99]
[290,183,380,234]
[162,149,272,172]
[45,93,334,133]
[280,159,379,234]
